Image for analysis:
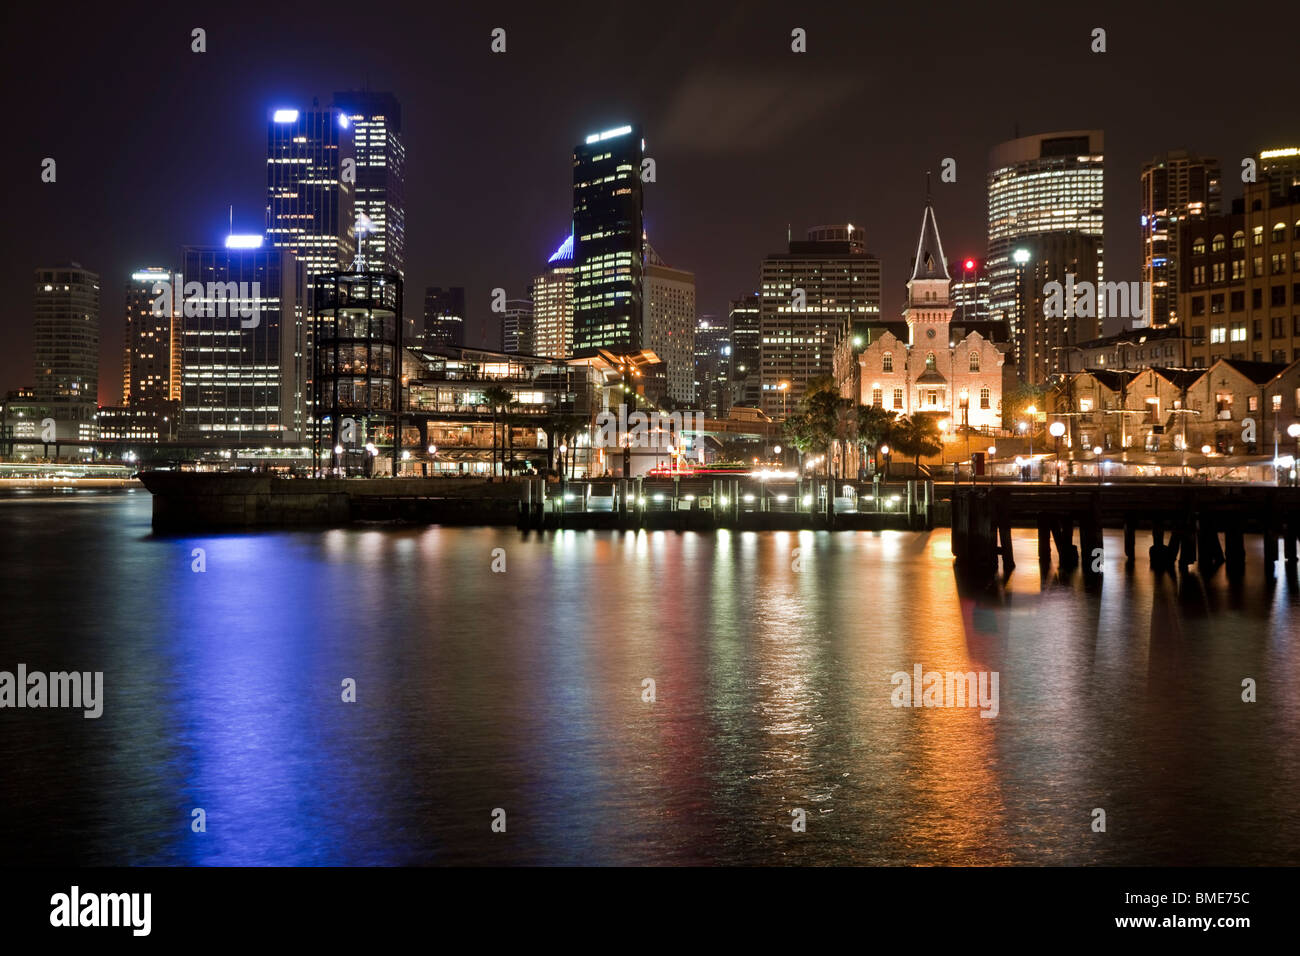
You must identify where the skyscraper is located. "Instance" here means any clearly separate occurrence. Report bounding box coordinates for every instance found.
[265,105,355,300]
[123,266,179,426]
[572,124,644,355]
[421,287,466,348]
[1259,146,1300,201]
[531,235,575,359]
[502,299,535,354]
[759,224,878,418]
[987,130,1104,356]
[642,241,696,405]
[33,263,100,441]
[332,91,406,277]
[1014,232,1102,383]
[1141,150,1221,328]
[694,314,730,418]
[178,239,302,441]
[728,293,761,409]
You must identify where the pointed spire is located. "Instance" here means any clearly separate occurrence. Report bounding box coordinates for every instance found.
[910,199,949,282]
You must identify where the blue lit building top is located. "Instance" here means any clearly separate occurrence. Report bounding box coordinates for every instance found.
[547,233,573,264]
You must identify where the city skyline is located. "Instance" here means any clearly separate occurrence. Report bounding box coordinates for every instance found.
[7,2,1299,404]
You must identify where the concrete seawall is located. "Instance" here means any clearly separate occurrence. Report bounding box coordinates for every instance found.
[138,472,525,531]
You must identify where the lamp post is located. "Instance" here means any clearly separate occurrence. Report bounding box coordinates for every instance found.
[1288,423,1300,484]
[1201,444,1212,485]
[1012,248,1031,373]
[1049,421,1065,486]
[880,443,891,481]
[778,380,790,419]
[959,386,970,472]
[1093,445,1103,486]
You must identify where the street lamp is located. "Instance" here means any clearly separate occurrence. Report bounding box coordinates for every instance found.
[880,443,891,480]
[778,380,790,419]
[959,387,970,466]
[1049,421,1066,485]
[1201,444,1212,484]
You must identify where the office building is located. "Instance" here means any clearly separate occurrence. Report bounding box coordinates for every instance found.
[265,105,355,300]
[33,263,100,442]
[122,266,179,439]
[759,224,879,418]
[1260,146,1300,201]
[987,130,1104,359]
[422,286,466,348]
[1178,180,1300,369]
[502,299,535,354]
[694,314,730,418]
[178,239,302,441]
[728,293,761,408]
[572,124,644,354]
[531,235,575,359]
[642,242,696,404]
[333,90,406,276]
[1140,150,1221,328]
[1014,231,1103,384]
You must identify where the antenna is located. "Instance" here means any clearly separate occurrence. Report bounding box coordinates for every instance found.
[926,171,932,203]
[229,205,233,238]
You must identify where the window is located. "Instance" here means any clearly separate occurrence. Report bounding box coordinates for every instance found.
[1232,259,1245,280]
[892,387,903,409]
[1254,257,1264,277]
[1192,265,1206,284]
[1273,223,1287,243]
[1253,288,1263,309]
[1212,262,1225,282]
[1231,291,1245,311]
[925,351,936,371]
[872,387,882,406]
[1233,230,1246,249]
[1191,297,1205,317]
[1272,254,1287,275]
[1254,225,1264,246]
[1230,323,1247,342]
[1273,316,1285,337]
[1248,395,1259,412]
[1272,285,1287,307]
[969,352,980,372]
[1212,234,1226,252]
[1215,392,1233,414]
[1210,326,1226,343]
[979,386,990,409]
[1211,294,1225,314]
[1254,319,1262,339]
[882,351,893,372]
[1192,238,1206,255]
[926,390,939,406]
[1080,398,1093,413]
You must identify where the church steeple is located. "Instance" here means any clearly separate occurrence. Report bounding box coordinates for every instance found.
[910,199,949,282]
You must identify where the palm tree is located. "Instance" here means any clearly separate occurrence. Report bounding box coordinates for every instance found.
[856,404,896,477]
[482,385,513,480]
[892,416,943,474]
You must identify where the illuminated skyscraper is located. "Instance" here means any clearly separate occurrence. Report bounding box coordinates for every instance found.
[987,131,1103,354]
[759,225,877,418]
[332,91,405,277]
[572,124,643,354]
[1140,150,1220,328]
[531,235,575,359]
[502,299,535,354]
[33,263,100,441]
[123,265,179,415]
[642,242,696,405]
[265,105,355,301]
[1259,145,1300,200]
[178,238,303,441]
[728,293,760,408]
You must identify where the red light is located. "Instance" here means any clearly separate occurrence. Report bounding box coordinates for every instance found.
[964,259,975,271]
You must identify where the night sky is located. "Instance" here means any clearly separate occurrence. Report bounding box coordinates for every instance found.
[3,1,1296,405]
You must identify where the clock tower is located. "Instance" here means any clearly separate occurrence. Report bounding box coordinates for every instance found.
[904,198,953,348]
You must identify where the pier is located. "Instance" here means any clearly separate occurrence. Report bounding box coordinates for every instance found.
[950,483,1300,580]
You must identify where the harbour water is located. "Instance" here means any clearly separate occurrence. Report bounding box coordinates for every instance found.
[1,489,1297,865]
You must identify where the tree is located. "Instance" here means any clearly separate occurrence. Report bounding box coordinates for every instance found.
[856,404,896,476]
[892,416,943,473]
[482,385,513,480]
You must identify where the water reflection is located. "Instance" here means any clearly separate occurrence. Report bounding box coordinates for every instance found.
[0,492,1297,865]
